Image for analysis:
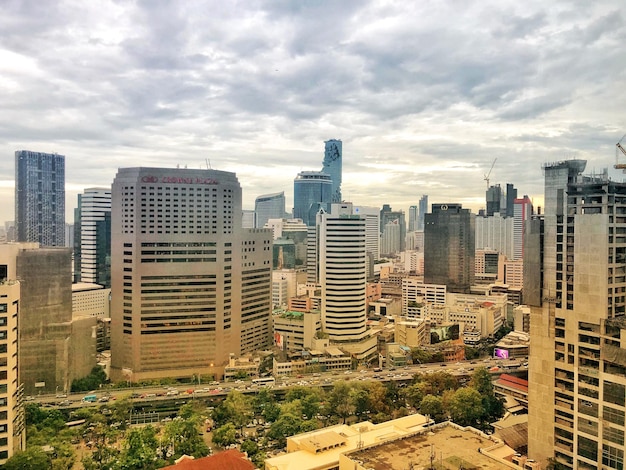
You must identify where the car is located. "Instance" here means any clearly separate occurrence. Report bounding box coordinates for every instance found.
[59,400,71,407]
[56,393,67,398]
[166,390,179,396]
[99,396,110,403]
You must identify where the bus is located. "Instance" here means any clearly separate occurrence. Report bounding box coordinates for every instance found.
[82,394,97,403]
[251,377,275,387]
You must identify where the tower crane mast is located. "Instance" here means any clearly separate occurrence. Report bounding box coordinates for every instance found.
[614,134,626,171]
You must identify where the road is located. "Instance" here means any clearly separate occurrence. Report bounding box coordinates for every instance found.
[30,357,527,409]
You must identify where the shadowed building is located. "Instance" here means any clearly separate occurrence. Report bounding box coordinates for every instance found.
[424,204,475,293]
[293,171,332,226]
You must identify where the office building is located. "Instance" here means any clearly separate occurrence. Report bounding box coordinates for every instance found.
[424,204,475,293]
[15,150,65,246]
[486,184,502,216]
[353,206,381,275]
[293,171,332,226]
[506,183,518,217]
[0,279,25,463]
[381,219,401,255]
[74,188,112,286]
[408,205,419,232]
[322,139,342,203]
[241,210,255,228]
[110,167,272,382]
[527,160,626,469]
[380,204,406,252]
[315,204,368,342]
[254,191,285,229]
[418,194,428,231]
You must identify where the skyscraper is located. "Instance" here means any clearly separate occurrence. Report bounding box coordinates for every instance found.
[505,183,518,217]
[527,160,626,469]
[315,203,368,342]
[322,139,342,203]
[293,171,332,226]
[424,203,475,293]
[15,150,65,246]
[380,204,406,253]
[254,191,285,228]
[408,205,419,232]
[486,184,502,216]
[418,194,428,231]
[512,195,532,261]
[74,188,111,286]
[109,167,272,382]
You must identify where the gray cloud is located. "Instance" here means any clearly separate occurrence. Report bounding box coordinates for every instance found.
[0,0,625,224]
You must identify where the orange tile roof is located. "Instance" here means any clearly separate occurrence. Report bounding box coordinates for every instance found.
[161,450,256,470]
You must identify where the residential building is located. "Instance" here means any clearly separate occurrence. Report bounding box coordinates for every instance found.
[475,212,514,259]
[380,219,401,255]
[353,206,380,264]
[380,204,406,252]
[322,139,342,203]
[254,191,286,228]
[527,160,626,469]
[394,318,429,348]
[293,171,332,226]
[15,150,65,246]
[109,167,272,382]
[0,279,25,464]
[408,205,419,232]
[424,203,475,293]
[74,188,111,286]
[513,195,533,260]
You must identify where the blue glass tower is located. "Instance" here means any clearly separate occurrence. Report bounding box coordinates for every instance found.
[322,139,342,203]
[293,171,332,226]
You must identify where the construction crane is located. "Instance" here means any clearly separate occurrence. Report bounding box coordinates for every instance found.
[484,158,497,188]
[615,134,626,172]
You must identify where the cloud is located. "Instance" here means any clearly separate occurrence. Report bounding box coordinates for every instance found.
[0,0,625,225]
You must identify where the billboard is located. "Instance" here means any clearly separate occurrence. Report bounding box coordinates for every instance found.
[494,348,510,359]
[274,333,284,350]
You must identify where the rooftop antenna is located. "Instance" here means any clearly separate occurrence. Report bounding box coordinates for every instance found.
[206,159,212,170]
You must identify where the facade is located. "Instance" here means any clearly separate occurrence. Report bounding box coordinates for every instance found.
[109,167,272,382]
[241,209,255,228]
[254,191,286,229]
[322,139,342,203]
[394,319,429,348]
[293,171,332,226]
[353,206,380,264]
[506,183,518,217]
[513,195,533,260]
[424,203,475,293]
[486,184,502,216]
[74,188,112,286]
[380,205,406,252]
[408,205,419,232]
[475,212,514,259]
[418,194,428,231]
[72,283,111,318]
[15,150,65,246]
[0,243,74,394]
[380,219,401,255]
[272,309,322,352]
[0,280,25,464]
[528,160,626,469]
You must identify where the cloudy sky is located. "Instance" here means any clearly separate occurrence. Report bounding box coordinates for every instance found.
[1,0,625,225]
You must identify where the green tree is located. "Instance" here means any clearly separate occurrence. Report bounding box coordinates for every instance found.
[402,383,424,409]
[419,395,446,422]
[267,413,303,446]
[448,388,483,427]
[163,418,209,459]
[212,423,237,448]
[252,388,275,415]
[3,447,51,470]
[118,426,159,470]
[350,387,370,419]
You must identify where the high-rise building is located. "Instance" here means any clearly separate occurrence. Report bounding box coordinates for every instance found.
[110,167,272,382]
[380,204,406,253]
[322,139,342,203]
[74,188,112,286]
[381,219,401,256]
[0,279,24,463]
[15,150,65,246]
[506,183,518,217]
[254,191,285,229]
[512,195,533,261]
[475,213,514,259]
[293,171,332,226]
[486,184,502,216]
[527,160,626,469]
[315,203,368,343]
[353,206,381,264]
[424,204,475,293]
[409,205,419,232]
[418,195,428,231]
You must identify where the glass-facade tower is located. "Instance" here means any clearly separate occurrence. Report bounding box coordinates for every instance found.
[322,139,342,203]
[15,150,65,246]
[293,171,332,226]
[254,191,285,228]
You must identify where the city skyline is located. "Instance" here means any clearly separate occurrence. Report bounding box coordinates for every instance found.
[1,1,625,224]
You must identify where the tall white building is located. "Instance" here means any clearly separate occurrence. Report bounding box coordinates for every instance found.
[316,203,369,342]
[110,168,272,382]
[353,206,381,262]
[475,213,514,259]
[74,188,111,286]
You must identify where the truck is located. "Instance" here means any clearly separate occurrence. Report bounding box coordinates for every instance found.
[82,394,97,403]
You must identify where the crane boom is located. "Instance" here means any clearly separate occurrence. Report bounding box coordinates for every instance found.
[614,134,626,171]
[484,158,497,188]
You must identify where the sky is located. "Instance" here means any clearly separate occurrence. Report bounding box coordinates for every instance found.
[1,0,626,225]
